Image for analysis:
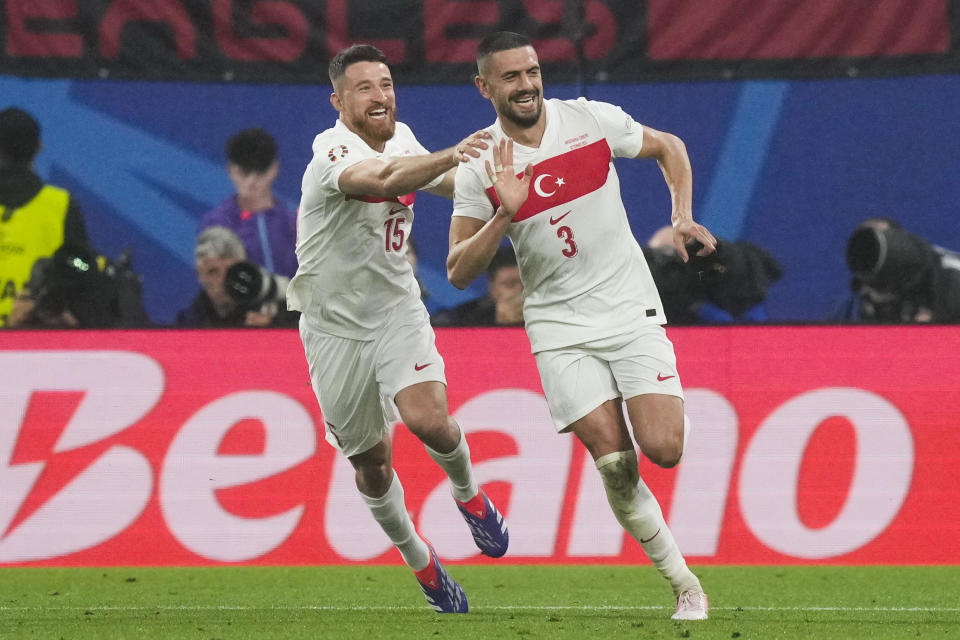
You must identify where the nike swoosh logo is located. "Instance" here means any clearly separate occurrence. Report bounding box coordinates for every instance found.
[640,528,661,544]
[414,362,432,371]
[549,210,572,225]
[388,206,406,215]
[657,373,676,381]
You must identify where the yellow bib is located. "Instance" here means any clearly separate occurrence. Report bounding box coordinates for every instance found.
[0,185,70,326]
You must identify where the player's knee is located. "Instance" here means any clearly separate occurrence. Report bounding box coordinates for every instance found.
[596,450,640,507]
[645,442,683,468]
[404,407,453,440]
[643,429,684,468]
[356,463,393,496]
[352,456,394,497]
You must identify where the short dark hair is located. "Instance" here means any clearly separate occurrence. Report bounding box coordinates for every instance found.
[226,127,277,172]
[0,107,41,164]
[477,31,532,73]
[487,244,518,278]
[329,44,388,85]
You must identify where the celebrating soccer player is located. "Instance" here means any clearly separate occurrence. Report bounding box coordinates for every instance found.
[446,31,716,621]
[287,44,509,614]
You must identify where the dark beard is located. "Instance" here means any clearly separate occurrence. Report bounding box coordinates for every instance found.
[502,106,542,129]
[500,92,542,129]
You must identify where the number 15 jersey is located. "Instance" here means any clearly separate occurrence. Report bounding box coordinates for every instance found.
[288,119,439,340]
[452,98,666,353]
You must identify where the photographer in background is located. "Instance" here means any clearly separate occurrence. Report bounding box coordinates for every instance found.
[0,107,89,327]
[8,242,149,328]
[836,218,960,323]
[176,225,298,327]
[644,225,783,324]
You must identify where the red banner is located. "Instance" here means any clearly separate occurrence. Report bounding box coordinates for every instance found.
[647,0,949,60]
[1,326,958,567]
[2,1,956,83]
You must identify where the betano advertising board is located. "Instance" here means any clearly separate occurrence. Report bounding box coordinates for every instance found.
[1,327,957,566]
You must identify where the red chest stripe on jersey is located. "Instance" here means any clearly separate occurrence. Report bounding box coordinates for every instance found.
[485,139,611,223]
[346,192,416,206]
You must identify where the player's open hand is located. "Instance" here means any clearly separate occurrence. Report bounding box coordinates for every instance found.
[453,130,492,163]
[673,220,717,262]
[487,138,533,220]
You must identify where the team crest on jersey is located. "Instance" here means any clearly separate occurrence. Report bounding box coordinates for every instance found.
[328,145,349,162]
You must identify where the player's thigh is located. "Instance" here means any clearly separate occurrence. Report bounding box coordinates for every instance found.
[607,324,685,403]
[567,398,634,460]
[376,313,448,428]
[625,393,684,444]
[300,323,390,458]
[608,324,685,442]
[375,313,455,449]
[534,347,621,433]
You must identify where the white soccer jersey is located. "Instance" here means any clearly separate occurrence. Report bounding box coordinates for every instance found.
[288,119,441,340]
[453,98,666,353]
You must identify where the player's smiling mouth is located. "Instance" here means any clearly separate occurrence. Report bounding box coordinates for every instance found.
[512,92,538,106]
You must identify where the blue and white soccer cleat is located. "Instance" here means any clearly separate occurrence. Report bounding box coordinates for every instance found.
[413,543,468,614]
[455,490,509,558]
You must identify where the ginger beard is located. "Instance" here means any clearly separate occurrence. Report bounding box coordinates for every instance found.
[345,100,397,146]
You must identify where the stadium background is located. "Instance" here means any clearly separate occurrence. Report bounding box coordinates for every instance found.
[4,0,960,323]
[2,1,960,570]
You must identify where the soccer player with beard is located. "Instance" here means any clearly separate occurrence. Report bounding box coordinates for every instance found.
[287,44,509,613]
[446,31,715,620]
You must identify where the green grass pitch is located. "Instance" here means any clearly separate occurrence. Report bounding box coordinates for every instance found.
[1,565,957,639]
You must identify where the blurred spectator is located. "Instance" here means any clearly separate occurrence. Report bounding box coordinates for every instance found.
[405,235,430,302]
[0,107,89,327]
[432,244,523,326]
[175,225,298,327]
[644,225,783,324]
[199,127,298,278]
[832,218,960,323]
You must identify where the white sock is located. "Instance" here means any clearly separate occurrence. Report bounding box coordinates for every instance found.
[361,471,431,570]
[424,424,480,503]
[596,449,701,596]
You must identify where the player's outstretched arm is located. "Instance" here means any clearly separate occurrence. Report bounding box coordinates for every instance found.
[447,139,532,289]
[638,126,716,262]
[338,130,491,199]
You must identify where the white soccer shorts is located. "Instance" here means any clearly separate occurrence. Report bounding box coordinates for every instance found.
[299,308,446,457]
[534,323,684,431]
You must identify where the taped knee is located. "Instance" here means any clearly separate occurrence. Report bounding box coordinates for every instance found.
[596,450,660,530]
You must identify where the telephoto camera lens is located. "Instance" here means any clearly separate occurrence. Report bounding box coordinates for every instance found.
[224,260,289,306]
[846,225,933,294]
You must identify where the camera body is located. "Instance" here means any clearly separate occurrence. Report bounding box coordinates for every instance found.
[25,244,148,328]
[844,222,960,323]
[645,239,782,324]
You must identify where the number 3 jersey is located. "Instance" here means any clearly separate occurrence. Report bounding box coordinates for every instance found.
[452,98,666,353]
[288,119,440,340]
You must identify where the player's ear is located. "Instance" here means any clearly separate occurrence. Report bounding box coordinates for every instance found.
[474,74,490,99]
[330,91,342,112]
